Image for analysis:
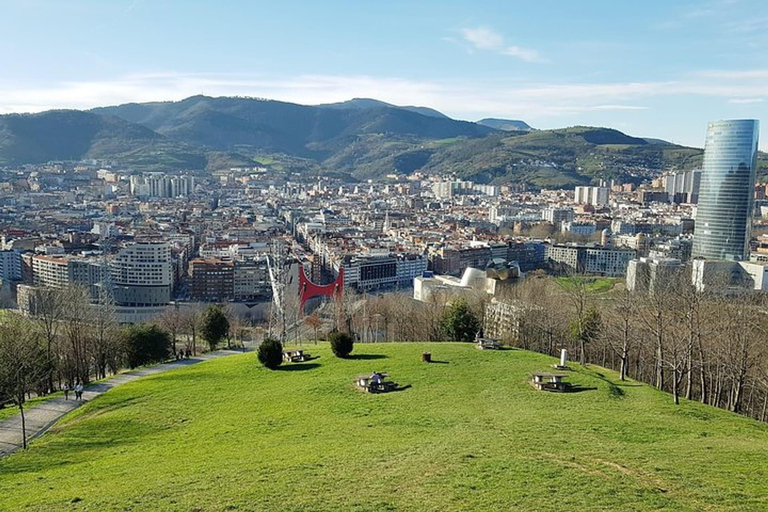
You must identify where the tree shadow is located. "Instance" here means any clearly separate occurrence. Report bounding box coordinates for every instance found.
[348,354,388,360]
[589,371,625,398]
[568,385,598,393]
[277,363,321,372]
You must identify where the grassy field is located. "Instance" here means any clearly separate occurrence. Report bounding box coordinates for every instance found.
[1,343,767,511]
[555,276,619,294]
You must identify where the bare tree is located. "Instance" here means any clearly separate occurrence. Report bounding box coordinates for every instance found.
[604,289,636,381]
[182,303,204,356]
[156,304,185,355]
[0,314,47,449]
[28,287,66,393]
[304,313,322,345]
[61,286,94,385]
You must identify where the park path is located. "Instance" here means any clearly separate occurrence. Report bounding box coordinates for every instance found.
[0,348,249,458]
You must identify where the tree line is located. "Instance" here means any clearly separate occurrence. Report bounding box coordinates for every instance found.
[0,286,233,449]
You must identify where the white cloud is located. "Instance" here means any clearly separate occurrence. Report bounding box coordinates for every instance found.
[501,46,542,62]
[728,97,764,104]
[459,26,542,62]
[460,27,504,51]
[0,68,764,126]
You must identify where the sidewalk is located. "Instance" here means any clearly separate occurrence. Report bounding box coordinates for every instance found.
[0,348,248,458]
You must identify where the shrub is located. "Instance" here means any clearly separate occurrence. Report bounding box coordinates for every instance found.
[123,324,172,369]
[258,337,283,369]
[442,298,480,342]
[329,331,354,358]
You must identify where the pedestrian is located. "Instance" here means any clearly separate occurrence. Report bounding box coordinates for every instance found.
[75,383,83,401]
[63,383,69,401]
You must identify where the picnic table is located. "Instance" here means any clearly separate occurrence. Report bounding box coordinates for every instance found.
[530,372,571,392]
[476,338,500,350]
[355,372,397,393]
[283,349,309,363]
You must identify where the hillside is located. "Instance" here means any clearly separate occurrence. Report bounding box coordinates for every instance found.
[93,95,492,158]
[2,96,753,186]
[477,118,533,132]
[318,98,450,119]
[0,110,162,165]
[1,343,767,511]
[420,127,705,187]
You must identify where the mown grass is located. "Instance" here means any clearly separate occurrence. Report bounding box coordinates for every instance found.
[1,343,767,511]
[555,276,618,294]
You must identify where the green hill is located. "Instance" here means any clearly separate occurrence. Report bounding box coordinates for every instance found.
[1,343,766,511]
[0,97,718,185]
[93,95,492,159]
[0,110,162,165]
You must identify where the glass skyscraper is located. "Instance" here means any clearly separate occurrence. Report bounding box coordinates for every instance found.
[692,119,760,261]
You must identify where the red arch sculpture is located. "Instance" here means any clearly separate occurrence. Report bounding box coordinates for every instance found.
[298,265,343,308]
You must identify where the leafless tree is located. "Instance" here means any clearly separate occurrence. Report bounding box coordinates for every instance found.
[0,314,47,449]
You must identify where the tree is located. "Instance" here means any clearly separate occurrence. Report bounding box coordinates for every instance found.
[123,324,172,369]
[442,298,480,342]
[61,286,95,385]
[201,305,230,351]
[0,315,47,449]
[156,304,185,354]
[182,303,204,356]
[569,307,602,367]
[329,330,354,358]
[605,289,635,381]
[304,314,323,345]
[258,337,283,369]
[27,287,66,394]
[91,289,120,380]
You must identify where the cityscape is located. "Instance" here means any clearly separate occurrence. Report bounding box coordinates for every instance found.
[0,1,767,511]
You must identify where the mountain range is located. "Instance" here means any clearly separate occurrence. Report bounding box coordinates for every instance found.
[2,95,762,187]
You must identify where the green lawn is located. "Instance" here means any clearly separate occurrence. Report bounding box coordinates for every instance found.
[555,276,618,294]
[1,343,767,511]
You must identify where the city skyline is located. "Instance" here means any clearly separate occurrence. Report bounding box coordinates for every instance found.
[0,0,766,150]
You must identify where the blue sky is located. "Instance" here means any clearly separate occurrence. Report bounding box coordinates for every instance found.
[1,0,767,149]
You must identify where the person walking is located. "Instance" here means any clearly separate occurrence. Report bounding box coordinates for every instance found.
[63,383,69,401]
[75,383,83,401]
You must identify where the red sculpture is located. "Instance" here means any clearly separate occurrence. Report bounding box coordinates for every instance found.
[298,265,343,308]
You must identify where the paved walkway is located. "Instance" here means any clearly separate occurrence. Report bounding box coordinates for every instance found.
[0,348,249,457]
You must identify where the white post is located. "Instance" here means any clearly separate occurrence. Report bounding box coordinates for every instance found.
[560,349,568,367]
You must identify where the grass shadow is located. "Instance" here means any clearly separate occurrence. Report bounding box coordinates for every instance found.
[428,360,450,364]
[348,354,388,360]
[569,385,598,393]
[589,371,626,398]
[277,363,321,372]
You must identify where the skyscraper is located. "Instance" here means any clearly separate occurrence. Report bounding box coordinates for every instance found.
[692,120,760,261]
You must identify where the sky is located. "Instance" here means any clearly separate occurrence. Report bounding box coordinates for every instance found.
[1,0,767,149]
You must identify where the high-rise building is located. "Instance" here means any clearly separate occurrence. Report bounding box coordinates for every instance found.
[111,241,172,307]
[574,186,609,206]
[692,120,760,261]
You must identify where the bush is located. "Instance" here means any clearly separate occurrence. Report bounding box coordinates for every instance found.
[123,324,172,369]
[201,305,230,351]
[329,331,354,358]
[258,337,283,369]
[442,298,480,342]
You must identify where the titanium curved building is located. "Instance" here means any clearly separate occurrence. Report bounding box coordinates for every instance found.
[692,120,760,261]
